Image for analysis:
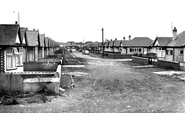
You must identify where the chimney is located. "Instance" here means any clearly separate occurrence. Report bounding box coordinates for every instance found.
[173,27,177,40]
[15,21,18,24]
[129,35,131,40]
[115,38,117,40]
[123,36,125,40]
[111,39,112,41]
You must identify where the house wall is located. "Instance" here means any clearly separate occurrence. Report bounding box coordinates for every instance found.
[121,47,127,54]
[23,48,27,63]
[165,48,173,61]
[174,48,183,62]
[114,47,120,52]
[38,47,44,59]
[34,47,38,61]
[127,47,144,54]
[27,48,35,61]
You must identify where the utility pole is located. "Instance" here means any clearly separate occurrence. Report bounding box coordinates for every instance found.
[18,12,20,25]
[13,11,20,25]
[102,28,104,58]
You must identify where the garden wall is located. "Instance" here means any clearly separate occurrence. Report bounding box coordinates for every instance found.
[0,73,23,92]
[157,60,180,70]
[0,64,62,93]
[132,56,180,70]
[132,56,149,65]
[108,53,132,59]
[23,62,58,71]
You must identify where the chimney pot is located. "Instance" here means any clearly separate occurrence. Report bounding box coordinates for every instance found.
[173,27,177,32]
[173,27,177,40]
[129,35,131,40]
[15,21,18,24]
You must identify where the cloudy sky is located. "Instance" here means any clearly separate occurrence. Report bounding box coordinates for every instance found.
[0,0,185,43]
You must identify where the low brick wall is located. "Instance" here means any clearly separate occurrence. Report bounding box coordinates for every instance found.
[132,56,149,65]
[23,62,58,71]
[108,53,132,59]
[157,60,180,70]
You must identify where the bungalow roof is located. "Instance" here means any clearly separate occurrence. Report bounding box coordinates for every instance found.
[39,34,45,47]
[20,28,26,45]
[26,30,39,46]
[121,40,130,47]
[167,31,185,47]
[125,37,152,47]
[0,24,20,46]
[109,40,114,47]
[44,37,49,47]
[114,40,122,47]
[155,37,172,46]
[104,41,109,47]
[65,42,77,47]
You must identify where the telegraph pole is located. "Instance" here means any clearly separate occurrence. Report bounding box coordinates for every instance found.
[102,28,104,58]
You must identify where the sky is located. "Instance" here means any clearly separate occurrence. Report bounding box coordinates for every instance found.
[0,0,185,43]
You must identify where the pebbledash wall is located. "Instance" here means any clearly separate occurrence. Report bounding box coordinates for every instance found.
[132,56,181,70]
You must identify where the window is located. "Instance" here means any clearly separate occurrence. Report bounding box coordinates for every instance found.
[6,48,16,69]
[166,50,173,55]
[17,47,23,66]
[139,48,141,52]
[180,50,183,55]
[130,48,132,52]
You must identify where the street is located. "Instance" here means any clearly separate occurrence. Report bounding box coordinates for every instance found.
[1,51,185,113]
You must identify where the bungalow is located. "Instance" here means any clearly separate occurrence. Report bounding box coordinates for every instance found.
[65,41,78,52]
[104,41,109,52]
[38,34,45,59]
[165,27,185,62]
[25,29,39,62]
[122,37,152,55]
[149,37,172,60]
[20,28,28,63]
[48,38,53,55]
[120,40,130,54]
[44,37,49,57]
[113,39,122,53]
[0,24,22,72]
[108,39,114,52]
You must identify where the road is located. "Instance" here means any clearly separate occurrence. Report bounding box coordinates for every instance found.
[1,51,185,113]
